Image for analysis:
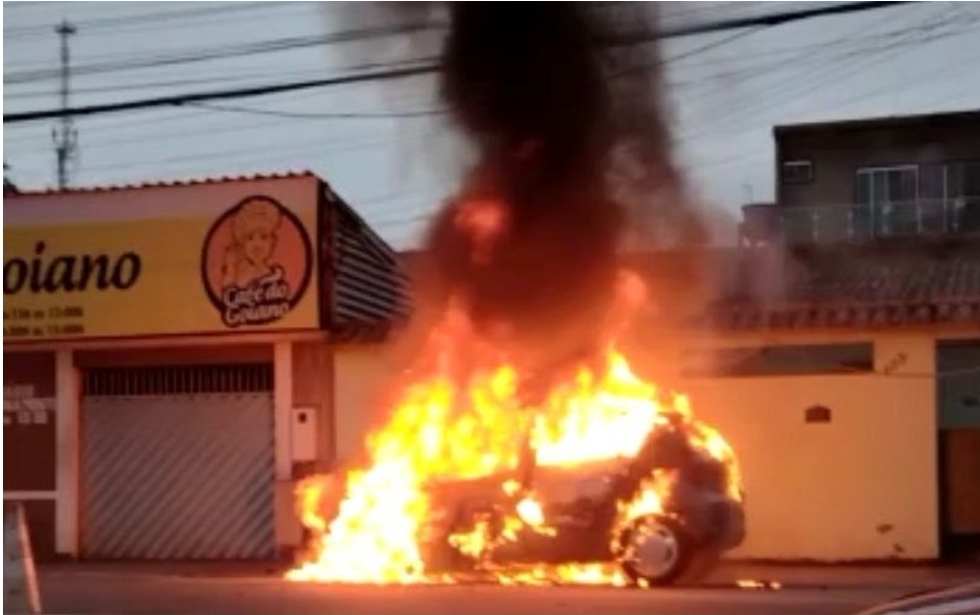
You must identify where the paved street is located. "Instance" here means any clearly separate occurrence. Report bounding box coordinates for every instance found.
[35,563,980,615]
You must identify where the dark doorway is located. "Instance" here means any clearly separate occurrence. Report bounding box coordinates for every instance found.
[937,339,980,561]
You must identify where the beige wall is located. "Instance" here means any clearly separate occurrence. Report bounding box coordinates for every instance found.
[278,341,398,554]
[333,344,399,465]
[671,334,939,561]
[292,341,335,467]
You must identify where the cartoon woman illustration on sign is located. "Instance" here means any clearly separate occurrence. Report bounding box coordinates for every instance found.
[216,196,293,327]
[221,197,285,289]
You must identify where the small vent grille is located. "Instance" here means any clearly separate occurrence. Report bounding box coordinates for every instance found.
[83,364,273,396]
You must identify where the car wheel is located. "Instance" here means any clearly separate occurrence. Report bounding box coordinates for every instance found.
[617,515,692,587]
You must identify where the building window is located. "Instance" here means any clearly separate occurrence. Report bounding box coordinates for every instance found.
[681,343,874,378]
[781,159,813,184]
[947,161,980,232]
[856,166,919,237]
[855,162,980,235]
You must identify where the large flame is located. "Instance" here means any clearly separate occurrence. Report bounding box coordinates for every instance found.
[286,312,741,585]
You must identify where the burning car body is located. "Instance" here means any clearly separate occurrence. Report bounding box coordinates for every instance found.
[421,403,746,586]
[286,3,744,588]
[287,342,744,587]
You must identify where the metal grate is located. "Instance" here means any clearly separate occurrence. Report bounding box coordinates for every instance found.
[81,393,275,560]
[82,363,273,397]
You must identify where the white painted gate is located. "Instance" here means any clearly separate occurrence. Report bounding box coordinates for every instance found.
[81,364,276,560]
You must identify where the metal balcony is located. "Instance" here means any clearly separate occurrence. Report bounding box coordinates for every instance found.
[740,198,980,246]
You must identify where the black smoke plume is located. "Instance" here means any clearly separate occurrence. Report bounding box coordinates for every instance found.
[416,3,698,380]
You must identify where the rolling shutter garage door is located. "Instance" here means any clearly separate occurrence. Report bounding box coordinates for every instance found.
[81,363,276,560]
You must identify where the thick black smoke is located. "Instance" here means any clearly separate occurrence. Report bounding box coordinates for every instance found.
[425,4,619,359]
[415,3,697,379]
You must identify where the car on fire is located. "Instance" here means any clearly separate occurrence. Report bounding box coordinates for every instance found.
[418,411,746,587]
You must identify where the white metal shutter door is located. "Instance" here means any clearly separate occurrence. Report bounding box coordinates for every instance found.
[81,364,276,560]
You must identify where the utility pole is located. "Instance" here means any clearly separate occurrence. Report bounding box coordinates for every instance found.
[52,20,78,190]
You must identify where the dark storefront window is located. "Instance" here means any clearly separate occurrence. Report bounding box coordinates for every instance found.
[3,352,57,492]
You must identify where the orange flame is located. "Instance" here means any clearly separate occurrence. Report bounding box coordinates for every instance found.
[286,317,740,585]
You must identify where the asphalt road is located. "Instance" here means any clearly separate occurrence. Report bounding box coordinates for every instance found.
[36,565,957,615]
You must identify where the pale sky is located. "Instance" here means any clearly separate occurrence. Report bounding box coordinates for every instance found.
[4,1,980,248]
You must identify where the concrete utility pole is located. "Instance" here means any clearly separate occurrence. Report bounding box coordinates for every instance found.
[52,20,78,190]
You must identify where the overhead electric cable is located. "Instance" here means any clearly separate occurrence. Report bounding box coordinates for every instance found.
[4,0,911,124]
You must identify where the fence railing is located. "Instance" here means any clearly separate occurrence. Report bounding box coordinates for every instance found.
[741,198,980,245]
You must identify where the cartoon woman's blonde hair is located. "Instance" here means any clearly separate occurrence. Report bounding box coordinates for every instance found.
[232,197,283,243]
[220,197,283,288]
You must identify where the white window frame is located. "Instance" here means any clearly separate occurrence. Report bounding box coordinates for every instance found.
[856,164,920,235]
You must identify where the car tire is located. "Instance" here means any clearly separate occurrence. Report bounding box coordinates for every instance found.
[617,514,692,587]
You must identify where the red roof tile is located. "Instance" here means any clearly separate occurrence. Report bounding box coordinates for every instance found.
[395,242,980,333]
[632,240,980,331]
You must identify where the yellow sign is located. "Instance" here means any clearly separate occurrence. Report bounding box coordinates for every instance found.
[3,195,318,342]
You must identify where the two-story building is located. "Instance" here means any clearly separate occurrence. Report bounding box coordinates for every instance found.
[674,109,980,562]
[741,109,980,246]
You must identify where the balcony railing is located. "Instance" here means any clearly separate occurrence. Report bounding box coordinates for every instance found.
[741,198,980,246]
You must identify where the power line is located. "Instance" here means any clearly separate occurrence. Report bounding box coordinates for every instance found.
[4,22,441,85]
[9,3,903,82]
[187,29,761,119]
[674,3,960,138]
[5,25,754,119]
[0,26,806,161]
[5,78,441,153]
[196,27,757,121]
[1,6,850,88]
[13,14,956,185]
[6,57,434,109]
[617,27,765,79]
[665,8,938,90]
[9,4,948,189]
[185,101,446,120]
[610,1,909,44]
[4,70,332,101]
[4,63,439,124]
[4,1,912,125]
[679,10,978,142]
[2,2,284,39]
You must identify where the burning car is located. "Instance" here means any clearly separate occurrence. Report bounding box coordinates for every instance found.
[420,409,746,587]
[288,348,745,587]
